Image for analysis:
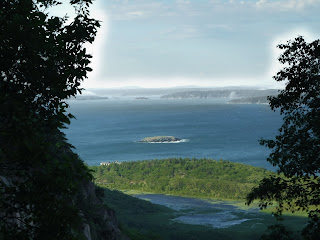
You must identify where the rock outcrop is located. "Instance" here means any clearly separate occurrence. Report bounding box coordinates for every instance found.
[80,181,129,240]
[0,175,129,240]
[138,136,182,143]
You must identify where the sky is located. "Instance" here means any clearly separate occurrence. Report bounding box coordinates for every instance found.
[55,0,320,89]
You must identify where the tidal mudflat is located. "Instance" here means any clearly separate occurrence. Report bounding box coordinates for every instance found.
[134,194,305,231]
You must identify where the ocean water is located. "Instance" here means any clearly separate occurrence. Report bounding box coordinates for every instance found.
[64,99,282,170]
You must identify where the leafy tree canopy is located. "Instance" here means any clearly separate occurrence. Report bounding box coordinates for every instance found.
[91,158,270,200]
[247,36,320,239]
[0,0,100,239]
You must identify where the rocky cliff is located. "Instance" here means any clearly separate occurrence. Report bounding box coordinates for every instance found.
[0,174,129,240]
[79,181,129,240]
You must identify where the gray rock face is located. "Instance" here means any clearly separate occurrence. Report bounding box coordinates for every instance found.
[80,181,130,240]
[138,136,182,143]
[0,176,129,240]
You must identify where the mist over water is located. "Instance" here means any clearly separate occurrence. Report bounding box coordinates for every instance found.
[64,98,281,170]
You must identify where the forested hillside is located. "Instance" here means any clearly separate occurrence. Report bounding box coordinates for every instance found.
[91,158,273,200]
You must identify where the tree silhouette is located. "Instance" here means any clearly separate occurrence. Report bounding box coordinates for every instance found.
[0,0,100,239]
[247,36,320,239]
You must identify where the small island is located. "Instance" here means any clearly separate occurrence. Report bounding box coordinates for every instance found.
[138,136,182,143]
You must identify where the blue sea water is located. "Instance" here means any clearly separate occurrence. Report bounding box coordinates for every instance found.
[64,99,282,170]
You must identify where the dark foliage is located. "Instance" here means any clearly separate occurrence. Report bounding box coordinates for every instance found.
[247,36,320,239]
[261,224,294,240]
[0,0,100,239]
[91,158,271,200]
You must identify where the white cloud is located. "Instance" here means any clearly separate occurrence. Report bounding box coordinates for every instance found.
[106,0,207,20]
[176,0,191,11]
[176,0,191,6]
[104,0,320,21]
[207,24,232,31]
[255,0,320,11]
[209,0,221,3]
[255,0,266,8]
[127,11,144,17]
[107,1,165,20]
[159,25,199,40]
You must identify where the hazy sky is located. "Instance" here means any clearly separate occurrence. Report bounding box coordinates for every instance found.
[57,0,320,89]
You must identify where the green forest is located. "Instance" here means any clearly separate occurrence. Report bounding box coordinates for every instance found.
[90,158,272,200]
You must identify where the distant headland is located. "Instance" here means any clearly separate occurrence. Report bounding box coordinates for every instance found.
[135,97,149,100]
[138,136,182,143]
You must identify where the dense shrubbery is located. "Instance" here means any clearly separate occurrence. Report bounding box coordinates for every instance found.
[90,158,272,200]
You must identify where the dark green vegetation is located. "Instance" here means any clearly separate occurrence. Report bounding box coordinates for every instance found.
[0,1,124,239]
[100,187,307,240]
[247,36,320,239]
[90,158,272,200]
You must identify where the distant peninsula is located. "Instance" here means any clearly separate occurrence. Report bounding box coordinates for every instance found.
[135,97,149,100]
[228,96,271,104]
[160,89,279,100]
[138,136,182,143]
